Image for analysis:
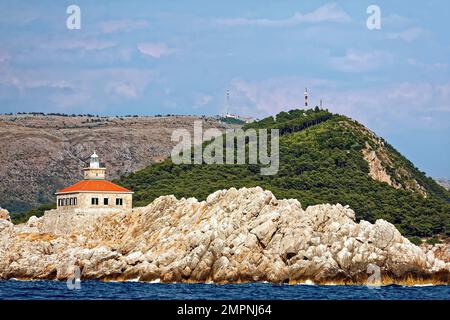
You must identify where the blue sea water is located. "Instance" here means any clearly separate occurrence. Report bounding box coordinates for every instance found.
[0,280,449,300]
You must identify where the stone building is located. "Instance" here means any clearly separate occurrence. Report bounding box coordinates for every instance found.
[56,152,133,212]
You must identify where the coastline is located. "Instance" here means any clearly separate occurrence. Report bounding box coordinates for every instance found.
[1,187,449,286]
[3,276,449,286]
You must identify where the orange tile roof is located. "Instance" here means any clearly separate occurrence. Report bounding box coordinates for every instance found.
[56,180,132,194]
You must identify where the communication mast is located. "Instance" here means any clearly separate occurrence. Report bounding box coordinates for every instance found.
[226,89,230,116]
[304,88,308,108]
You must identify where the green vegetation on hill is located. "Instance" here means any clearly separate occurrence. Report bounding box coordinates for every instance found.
[10,203,56,224]
[219,117,246,125]
[115,108,448,237]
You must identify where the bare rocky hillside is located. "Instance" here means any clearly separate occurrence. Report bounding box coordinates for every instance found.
[436,178,450,190]
[0,114,228,212]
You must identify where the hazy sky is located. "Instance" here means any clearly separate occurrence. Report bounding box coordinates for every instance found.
[0,1,449,177]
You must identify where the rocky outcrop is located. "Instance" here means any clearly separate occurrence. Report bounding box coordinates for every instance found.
[0,207,10,221]
[355,124,428,197]
[422,243,450,263]
[0,187,448,284]
[362,143,400,189]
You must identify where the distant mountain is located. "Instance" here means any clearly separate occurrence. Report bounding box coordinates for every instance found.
[436,178,450,190]
[0,114,227,213]
[117,109,450,238]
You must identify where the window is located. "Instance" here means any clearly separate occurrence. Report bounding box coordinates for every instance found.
[58,199,62,206]
[91,197,99,205]
[104,198,109,205]
[74,197,77,206]
[116,198,123,206]
[69,198,73,206]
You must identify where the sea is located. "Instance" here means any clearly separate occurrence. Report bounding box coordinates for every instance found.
[0,280,448,300]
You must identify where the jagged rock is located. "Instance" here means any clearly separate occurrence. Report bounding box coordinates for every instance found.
[0,207,10,221]
[0,187,448,284]
[422,243,450,263]
[126,251,144,265]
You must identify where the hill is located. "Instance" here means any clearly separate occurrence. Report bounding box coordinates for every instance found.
[0,114,227,214]
[436,178,450,190]
[116,109,450,238]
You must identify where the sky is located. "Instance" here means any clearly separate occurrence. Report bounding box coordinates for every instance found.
[0,1,449,177]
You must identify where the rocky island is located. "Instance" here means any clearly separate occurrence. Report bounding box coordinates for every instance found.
[0,187,448,284]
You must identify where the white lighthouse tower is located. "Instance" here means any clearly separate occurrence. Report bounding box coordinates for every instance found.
[83,151,106,180]
[90,151,100,168]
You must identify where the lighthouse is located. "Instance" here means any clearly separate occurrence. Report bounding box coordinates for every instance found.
[83,151,106,180]
[56,152,133,213]
[304,88,308,108]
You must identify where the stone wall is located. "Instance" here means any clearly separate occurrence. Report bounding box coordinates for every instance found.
[57,192,132,211]
[83,168,106,180]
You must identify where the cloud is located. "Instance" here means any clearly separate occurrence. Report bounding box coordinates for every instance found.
[408,58,449,70]
[228,77,334,116]
[0,73,74,91]
[106,82,138,98]
[330,49,393,72]
[103,71,155,100]
[0,67,155,112]
[387,27,425,42]
[382,14,413,28]
[436,83,450,101]
[193,94,213,108]
[42,39,117,51]
[216,3,350,27]
[99,19,149,34]
[137,42,174,58]
[227,77,450,129]
[385,83,434,106]
[0,50,9,64]
[65,40,117,51]
[88,68,155,102]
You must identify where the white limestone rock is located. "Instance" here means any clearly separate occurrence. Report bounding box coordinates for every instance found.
[0,207,10,222]
[0,187,448,284]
